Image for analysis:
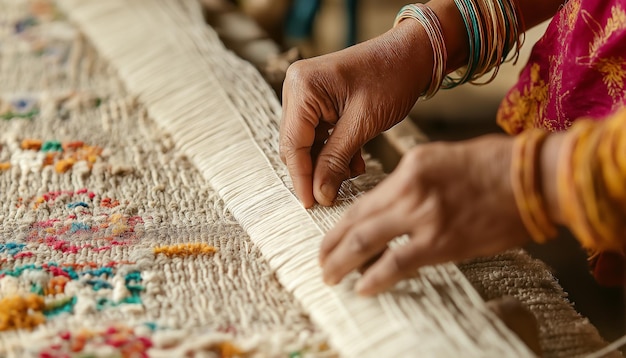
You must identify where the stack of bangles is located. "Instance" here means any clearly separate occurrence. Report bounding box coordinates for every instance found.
[394,1,625,255]
[512,109,626,253]
[510,129,557,244]
[393,0,524,99]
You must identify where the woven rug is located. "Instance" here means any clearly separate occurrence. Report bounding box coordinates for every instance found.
[0,0,618,357]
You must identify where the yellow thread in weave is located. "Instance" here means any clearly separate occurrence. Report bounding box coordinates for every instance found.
[219,341,244,358]
[21,138,42,151]
[55,158,75,173]
[154,243,217,257]
[0,294,46,331]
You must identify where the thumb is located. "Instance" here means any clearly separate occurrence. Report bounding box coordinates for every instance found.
[313,112,370,206]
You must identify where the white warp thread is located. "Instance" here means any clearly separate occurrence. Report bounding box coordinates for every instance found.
[57,0,535,356]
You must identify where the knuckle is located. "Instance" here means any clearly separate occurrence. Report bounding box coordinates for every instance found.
[403,146,429,166]
[284,150,302,172]
[285,60,312,86]
[279,130,294,150]
[398,146,432,183]
[318,152,350,178]
[279,134,294,159]
[348,230,372,255]
[286,58,343,96]
[343,204,361,221]
[345,119,373,143]
[388,250,412,274]
[279,146,288,164]
[279,128,305,161]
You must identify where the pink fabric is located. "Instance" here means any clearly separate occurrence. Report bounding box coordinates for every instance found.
[497,0,626,286]
[497,0,626,134]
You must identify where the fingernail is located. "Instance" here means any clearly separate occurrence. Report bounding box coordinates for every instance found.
[297,193,314,209]
[355,277,372,295]
[320,183,336,204]
[323,273,339,286]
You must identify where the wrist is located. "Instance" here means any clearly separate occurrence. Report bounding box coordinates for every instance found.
[387,0,470,93]
[511,130,558,243]
[383,18,434,96]
[540,133,566,226]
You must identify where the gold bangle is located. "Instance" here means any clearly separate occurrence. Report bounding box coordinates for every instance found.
[511,129,557,243]
[557,120,598,249]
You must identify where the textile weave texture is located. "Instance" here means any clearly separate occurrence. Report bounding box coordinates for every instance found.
[0,0,618,357]
[0,1,327,356]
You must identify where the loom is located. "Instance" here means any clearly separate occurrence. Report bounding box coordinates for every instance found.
[0,0,620,356]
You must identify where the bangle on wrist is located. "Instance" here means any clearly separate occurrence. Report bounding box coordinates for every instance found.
[511,129,558,243]
[394,3,447,100]
[558,113,626,252]
[446,0,523,87]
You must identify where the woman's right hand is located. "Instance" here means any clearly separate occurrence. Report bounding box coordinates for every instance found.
[279,20,433,208]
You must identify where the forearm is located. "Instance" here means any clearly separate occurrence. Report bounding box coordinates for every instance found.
[382,0,564,97]
[538,112,626,251]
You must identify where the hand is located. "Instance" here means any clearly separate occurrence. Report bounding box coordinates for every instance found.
[319,135,532,295]
[279,20,432,208]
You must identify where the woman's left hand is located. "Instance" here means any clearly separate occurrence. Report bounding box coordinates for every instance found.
[319,135,532,295]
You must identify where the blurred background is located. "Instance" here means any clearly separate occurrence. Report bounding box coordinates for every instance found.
[203,0,625,350]
[235,0,549,140]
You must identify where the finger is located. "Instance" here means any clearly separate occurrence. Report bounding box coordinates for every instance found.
[355,231,456,296]
[358,249,386,274]
[279,106,318,208]
[284,147,315,208]
[319,190,387,266]
[319,169,412,266]
[313,109,371,206]
[349,151,366,178]
[321,211,409,286]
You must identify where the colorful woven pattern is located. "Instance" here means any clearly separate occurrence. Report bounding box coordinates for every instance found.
[0,1,327,356]
[0,0,619,357]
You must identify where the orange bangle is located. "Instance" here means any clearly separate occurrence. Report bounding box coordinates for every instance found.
[511,129,557,243]
[576,123,617,248]
[558,120,600,249]
[588,112,626,250]
[599,114,626,210]
[558,116,626,252]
